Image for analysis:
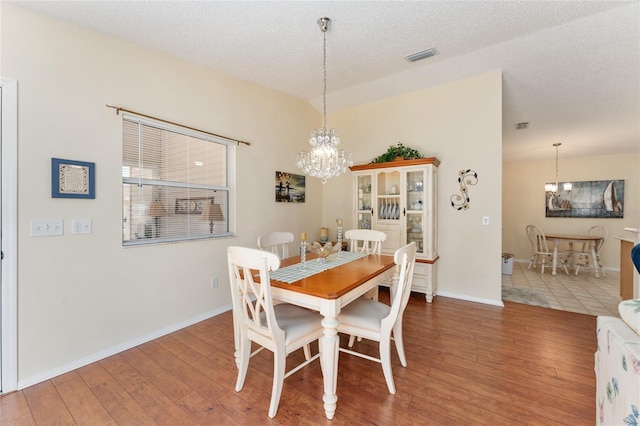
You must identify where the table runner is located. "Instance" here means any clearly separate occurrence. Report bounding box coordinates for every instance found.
[270,251,368,284]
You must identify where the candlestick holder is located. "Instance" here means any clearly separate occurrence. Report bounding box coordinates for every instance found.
[336,226,343,257]
[300,241,307,268]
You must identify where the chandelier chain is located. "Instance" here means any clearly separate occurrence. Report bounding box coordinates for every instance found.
[555,143,559,187]
[322,28,327,130]
[295,17,353,184]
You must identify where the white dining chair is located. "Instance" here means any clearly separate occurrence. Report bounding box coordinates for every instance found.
[574,226,608,277]
[227,246,323,418]
[257,231,294,259]
[344,229,387,255]
[342,229,389,343]
[336,242,416,394]
[526,224,569,275]
[526,224,540,270]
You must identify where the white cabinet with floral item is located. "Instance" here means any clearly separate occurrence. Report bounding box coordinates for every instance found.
[351,158,439,302]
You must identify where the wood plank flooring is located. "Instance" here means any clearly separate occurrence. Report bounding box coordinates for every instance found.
[0,291,597,425]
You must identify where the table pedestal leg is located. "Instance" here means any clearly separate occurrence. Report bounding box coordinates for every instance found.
[567,242,575,271]
[591,243,600,278]
[320,311,339,419]
[552,241,559,276]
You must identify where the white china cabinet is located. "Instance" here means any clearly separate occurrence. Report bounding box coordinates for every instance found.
[350,158,439,302]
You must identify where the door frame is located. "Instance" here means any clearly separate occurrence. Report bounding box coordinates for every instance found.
[1,76,18,393]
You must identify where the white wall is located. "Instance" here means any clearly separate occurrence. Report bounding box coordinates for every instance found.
[2,4,505,388]
[2,4,324,386]
[503,152,640,268]
[323,70,504,305]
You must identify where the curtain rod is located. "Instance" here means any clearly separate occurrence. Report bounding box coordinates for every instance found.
[106,104,251,146]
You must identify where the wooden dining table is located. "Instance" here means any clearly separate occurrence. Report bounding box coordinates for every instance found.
[545,233,604,278]
[267,252,396,419]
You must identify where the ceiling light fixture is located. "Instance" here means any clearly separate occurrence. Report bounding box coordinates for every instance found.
[545,142,572,194]
[296,17,352,184]
[405,47,437,63]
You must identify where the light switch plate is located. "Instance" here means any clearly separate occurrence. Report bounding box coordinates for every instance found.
[31,219,64,236]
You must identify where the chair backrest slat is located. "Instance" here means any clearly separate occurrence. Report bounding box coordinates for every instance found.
[344,229,387,255]
[382,242,416,330]
[228,246,284,343]
[587,225,608,254]
[526,224,549,254]
[257,232,294,259]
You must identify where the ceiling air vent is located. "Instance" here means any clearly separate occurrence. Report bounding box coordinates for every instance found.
[515,122,529,130]
[405,48,437,63]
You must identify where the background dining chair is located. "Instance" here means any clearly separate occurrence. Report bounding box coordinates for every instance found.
[257,231,294,259]
[526,224,540,269]
[337,242,416,394]
[574,225,608,277]
[526,224,568,275]
[344,229,387,254]
[227,246,323,418]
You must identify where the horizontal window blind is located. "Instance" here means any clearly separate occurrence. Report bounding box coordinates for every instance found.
[122,113,234,245]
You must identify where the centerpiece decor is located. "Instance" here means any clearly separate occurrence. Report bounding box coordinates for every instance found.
[308,241,340,263]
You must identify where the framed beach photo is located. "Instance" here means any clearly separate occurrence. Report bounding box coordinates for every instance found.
[275,171,305,203]
[51,158,95,199]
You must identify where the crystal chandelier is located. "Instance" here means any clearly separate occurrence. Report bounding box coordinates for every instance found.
[544,142,572,194]
[296,17,352,184]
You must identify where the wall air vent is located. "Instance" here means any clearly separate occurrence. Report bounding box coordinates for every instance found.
[405,48,437,63]
[515,122,529,130]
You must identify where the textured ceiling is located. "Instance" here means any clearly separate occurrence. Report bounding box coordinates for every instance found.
[9,1,640,162]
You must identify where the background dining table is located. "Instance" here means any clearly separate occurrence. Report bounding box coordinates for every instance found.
[545,233,604,278]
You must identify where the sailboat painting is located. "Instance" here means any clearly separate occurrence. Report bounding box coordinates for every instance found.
[545,179,624,218]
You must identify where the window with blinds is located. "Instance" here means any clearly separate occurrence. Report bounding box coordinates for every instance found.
[122,114,234,245]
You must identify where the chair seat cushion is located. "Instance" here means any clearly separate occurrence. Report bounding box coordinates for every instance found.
[337,298,390,333]
[273,303,323,345]
[618,299,640,335]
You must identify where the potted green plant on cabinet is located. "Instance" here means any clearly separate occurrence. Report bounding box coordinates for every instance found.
[371,142,423,164]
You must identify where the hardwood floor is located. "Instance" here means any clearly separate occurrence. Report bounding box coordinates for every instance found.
[1,290,596,425]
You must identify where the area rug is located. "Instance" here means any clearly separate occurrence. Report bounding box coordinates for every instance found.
[502,287,551,308]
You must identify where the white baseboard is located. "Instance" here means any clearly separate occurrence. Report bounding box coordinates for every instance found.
[435,291,504,308]
[18,303,232,390]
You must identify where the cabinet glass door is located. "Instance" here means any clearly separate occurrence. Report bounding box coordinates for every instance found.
[356,174,373,229]
[406,170,425,253]
[376,170,401,223]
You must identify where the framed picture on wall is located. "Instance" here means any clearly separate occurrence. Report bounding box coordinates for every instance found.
[175,197,215,214]
[545,179,624,218]
[51,158,95,199]
[275,171,305,203]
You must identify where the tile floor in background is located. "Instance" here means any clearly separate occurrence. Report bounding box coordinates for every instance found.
[502,260,621,317]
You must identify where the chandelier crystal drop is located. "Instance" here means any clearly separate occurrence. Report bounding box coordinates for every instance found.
[296,17,353,184]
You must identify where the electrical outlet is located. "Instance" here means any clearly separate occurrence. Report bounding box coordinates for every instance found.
[482,216,489,226]
[72,219,92,234]
[211,276,218,288]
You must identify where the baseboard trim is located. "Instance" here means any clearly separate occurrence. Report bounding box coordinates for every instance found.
[18,304,232,390]
[435,291,504,307]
